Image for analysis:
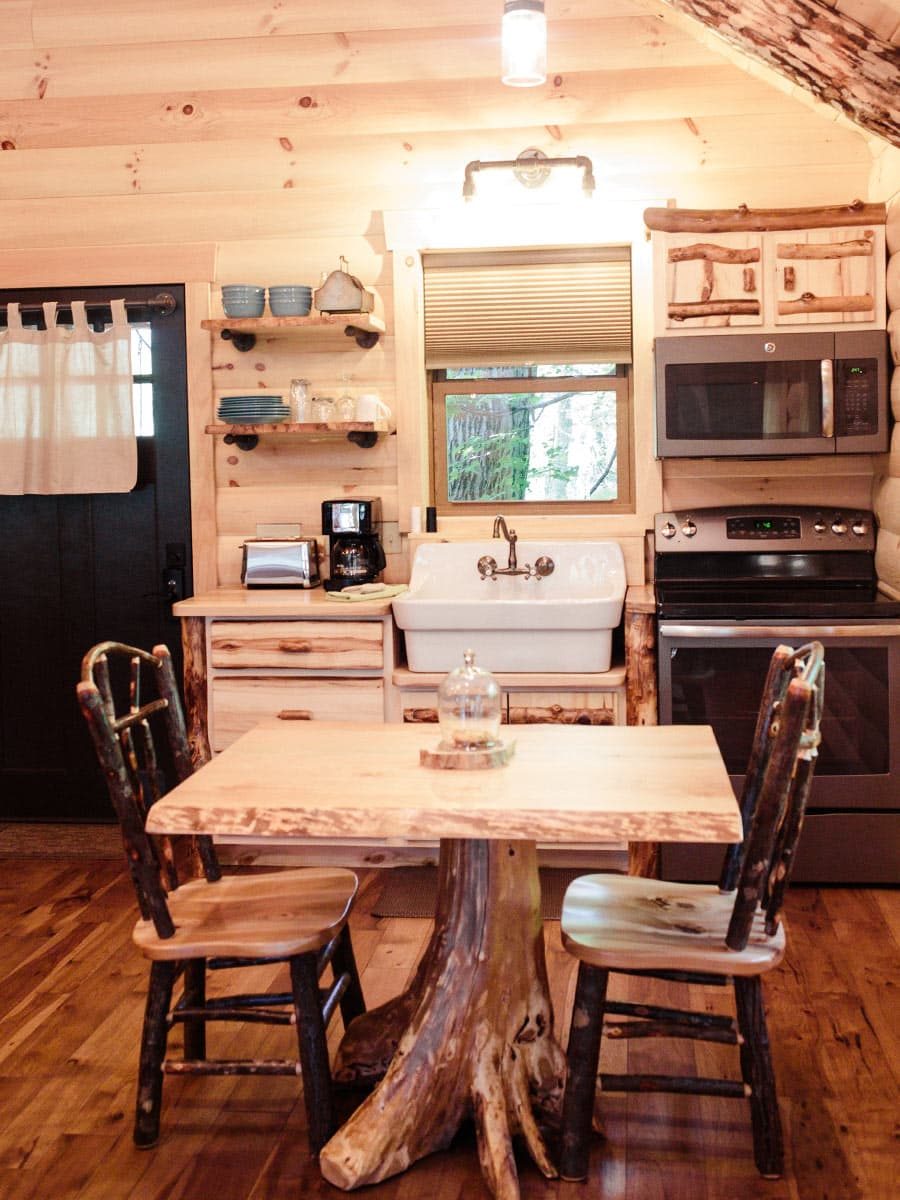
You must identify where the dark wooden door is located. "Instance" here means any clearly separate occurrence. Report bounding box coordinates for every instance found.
[0,284,192,820]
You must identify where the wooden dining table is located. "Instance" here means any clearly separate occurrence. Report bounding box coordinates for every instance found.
[146,719,741,1200]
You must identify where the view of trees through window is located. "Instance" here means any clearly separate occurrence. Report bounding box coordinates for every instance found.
[436,364,624,504]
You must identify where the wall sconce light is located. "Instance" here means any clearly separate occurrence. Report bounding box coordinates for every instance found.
[462,148,596,201]
[502,0,547,87]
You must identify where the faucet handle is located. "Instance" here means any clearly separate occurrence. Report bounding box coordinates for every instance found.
[532,556,554,578]
[477,555,498,580]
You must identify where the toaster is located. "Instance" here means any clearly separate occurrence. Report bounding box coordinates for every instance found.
[241,538,320,588]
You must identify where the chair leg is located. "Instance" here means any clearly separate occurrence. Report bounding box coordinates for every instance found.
[135,960,177,1148]
[559,962,609,1181]
[182,958,206,1060]
[331,924,366,1029]
[734,975,784,1178]
[291,952,335,1155]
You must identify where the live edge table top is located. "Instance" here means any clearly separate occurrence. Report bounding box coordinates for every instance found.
[146,721,742,847]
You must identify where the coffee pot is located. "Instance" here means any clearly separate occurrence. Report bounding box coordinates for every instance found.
[321,498,386,590]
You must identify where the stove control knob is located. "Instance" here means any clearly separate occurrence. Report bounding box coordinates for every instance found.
[660,521,677,539]
[813,514,827,534]
[851,517,869,537]
[681,519,697,538]
[831,515,847,536]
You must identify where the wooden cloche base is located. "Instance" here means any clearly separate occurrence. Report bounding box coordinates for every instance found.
[419,740,516,770]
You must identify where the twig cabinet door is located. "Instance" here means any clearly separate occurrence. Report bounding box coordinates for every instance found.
[770,226,882,325]
[663,232,764,329]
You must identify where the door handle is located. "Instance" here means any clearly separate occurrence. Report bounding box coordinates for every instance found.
[821,358,834,438]
[162,566,185,603]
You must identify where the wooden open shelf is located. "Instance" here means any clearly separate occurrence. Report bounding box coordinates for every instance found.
[205,420,390,450]
[202,312,385,351]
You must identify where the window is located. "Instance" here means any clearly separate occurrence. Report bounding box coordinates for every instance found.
[130,323,154,435]
[424,248,633,513]
[432,364,630,507]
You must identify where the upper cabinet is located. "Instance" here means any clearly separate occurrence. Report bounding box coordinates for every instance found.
[770,227,878,326]
[663,232,763,329]
[647,203,887,337]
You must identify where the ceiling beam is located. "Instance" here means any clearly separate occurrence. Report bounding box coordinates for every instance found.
[655,0,899,146]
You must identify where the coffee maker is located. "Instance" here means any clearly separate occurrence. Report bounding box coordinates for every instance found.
[321,498,386,591]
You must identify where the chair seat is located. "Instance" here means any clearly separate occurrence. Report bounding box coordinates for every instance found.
[133,866,358,960]
[560,873,785,978]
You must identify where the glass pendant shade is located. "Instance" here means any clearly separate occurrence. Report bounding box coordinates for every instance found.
[502,0,547,87]
[438,649,502,750]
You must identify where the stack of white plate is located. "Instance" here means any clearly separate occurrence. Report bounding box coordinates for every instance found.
[217,395,290,424]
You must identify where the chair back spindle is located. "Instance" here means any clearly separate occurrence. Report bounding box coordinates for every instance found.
[726,642,824,951]
[718,644,794,893]
[77,641,221,938]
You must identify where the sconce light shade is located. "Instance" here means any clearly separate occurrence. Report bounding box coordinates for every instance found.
[502,0,547,87]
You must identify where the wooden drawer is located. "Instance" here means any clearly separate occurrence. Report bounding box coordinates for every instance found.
[507,690,623,726]
[399,689,623,726]
[209,619,383,670]
[211,676,384,751]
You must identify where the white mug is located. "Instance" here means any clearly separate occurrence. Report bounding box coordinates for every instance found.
[356,393,391,423]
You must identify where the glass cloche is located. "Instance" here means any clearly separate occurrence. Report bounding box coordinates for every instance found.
[437,649,502,750]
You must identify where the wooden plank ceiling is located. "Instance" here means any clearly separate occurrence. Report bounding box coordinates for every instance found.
[0,0,894,251]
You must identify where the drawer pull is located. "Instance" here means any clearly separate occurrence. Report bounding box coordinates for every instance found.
[277,709,313,721]
[277,640,313,654]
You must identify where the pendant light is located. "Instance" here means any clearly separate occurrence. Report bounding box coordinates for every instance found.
[502,0,547,88]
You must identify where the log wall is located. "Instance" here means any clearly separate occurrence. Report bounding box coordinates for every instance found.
[874,147,900,596]
[0,2,892,590]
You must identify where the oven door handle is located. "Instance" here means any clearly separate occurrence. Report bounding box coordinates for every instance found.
[659,622,900,639]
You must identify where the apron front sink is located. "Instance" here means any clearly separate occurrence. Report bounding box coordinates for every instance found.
[393,540,626,672]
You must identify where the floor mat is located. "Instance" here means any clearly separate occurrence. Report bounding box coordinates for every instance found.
[372,865,596,920]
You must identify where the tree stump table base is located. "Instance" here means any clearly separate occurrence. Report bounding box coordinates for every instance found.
[321,838,566,1200]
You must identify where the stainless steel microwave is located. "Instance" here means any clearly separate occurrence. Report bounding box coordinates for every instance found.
[655,329,888,458]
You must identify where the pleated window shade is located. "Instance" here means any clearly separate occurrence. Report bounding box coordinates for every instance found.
[423,247,632,369]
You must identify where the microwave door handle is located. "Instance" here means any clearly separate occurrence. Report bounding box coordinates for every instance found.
[821,358,834,438]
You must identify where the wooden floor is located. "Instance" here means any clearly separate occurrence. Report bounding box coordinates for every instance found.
[1,857,897,1200]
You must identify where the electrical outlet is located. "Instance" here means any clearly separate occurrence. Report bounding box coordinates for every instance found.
[381,520,401,554]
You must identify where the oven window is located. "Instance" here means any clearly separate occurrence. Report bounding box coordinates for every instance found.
[669,645,889,775]
[665,360,821,441]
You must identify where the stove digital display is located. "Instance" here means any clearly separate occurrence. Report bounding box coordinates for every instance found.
[725,515,801,539]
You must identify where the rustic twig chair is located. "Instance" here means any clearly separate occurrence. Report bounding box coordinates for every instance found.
[559,641,825,1182]
[77,641,365,1154]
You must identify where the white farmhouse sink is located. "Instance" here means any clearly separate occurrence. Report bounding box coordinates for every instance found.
[393,540,626,673]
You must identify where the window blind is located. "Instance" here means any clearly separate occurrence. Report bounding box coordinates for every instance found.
[423,246,632,368]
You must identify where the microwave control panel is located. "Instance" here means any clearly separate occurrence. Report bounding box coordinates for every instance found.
[835,357,879,437]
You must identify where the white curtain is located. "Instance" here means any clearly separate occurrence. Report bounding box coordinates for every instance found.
[0,298,136,494]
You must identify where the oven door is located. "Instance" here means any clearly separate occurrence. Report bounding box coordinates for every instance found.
[657,622,900,882]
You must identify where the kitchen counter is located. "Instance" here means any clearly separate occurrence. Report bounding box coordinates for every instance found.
[173,587,396,619]
[176,583,653,621]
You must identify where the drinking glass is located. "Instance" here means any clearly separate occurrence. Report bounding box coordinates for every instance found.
[312,396,335,422]
[289,378,311,423]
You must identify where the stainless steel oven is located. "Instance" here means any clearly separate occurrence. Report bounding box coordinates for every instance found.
[655,506,900,883]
